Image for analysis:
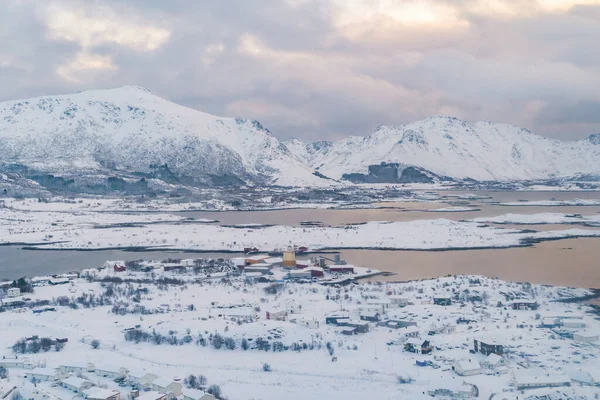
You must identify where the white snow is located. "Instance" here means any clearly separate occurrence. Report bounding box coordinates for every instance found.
[288,116,600,182]
[0,274,598,400]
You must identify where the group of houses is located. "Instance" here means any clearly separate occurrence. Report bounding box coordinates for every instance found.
[11,362,217,400]
[233,252,355,282]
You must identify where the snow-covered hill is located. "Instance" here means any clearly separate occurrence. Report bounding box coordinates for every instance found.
[0,86,327,187]
[287,117,600,182]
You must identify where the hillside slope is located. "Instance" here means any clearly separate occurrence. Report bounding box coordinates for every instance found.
[0,86,326,188]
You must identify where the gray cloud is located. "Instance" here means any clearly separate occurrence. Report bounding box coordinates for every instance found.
[0,0,599,141]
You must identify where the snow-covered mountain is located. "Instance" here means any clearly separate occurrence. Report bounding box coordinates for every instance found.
[0,86,327,188]
[287,117,600,182]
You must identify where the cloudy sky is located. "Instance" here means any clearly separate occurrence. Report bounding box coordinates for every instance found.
[1,0,600,141]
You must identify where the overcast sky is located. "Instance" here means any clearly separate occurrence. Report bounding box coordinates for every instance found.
[1,0,600,141]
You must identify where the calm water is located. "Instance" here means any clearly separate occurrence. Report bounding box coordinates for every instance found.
[1,190,600,287]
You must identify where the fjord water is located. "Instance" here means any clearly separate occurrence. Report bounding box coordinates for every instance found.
[2,191,600,288]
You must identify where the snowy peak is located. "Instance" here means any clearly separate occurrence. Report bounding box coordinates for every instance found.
[0,87,329,189]
[289,116,600,183]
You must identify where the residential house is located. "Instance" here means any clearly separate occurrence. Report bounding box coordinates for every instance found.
[359,311,381,322]
[325,314,349,325]
[573,331,599,343]
[29,367,57,382]
[60,376,94,393]
[568,370,595,386]
[151,378,182,398]
[433,297,452,306]
[49,277,70,285]
[482,353,508,372]
[95,366,128,379]
[562,319,586,329]
[346,321,369,333]
[511,301,539,310]
[181,388,216,400]
[0,297,25,309]
[401,328,420,339]
[427,379,475,398]
[404,338,432,354]
[511,369,571,390]
[127,370,158,388]
[341,327,357,335]
[388,296,409,307]
[473,338,503,356]
[82,387,121,400]
[291,318,319,329]
[366,299,391,314]
[454,360,482,376]
[266,310,287,321]
[6,288,20,298]
[0,357,33,369]
[285,299,301,314]
[542,317,560,328]
[59,362,95,374]
[137,392,167,400]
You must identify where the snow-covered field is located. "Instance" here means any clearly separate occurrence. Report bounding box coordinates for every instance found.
[0,269,598,400]
[3,206,600,251]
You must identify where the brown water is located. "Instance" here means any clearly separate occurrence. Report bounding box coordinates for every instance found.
[178,190,600,226]
[341,238,600,288]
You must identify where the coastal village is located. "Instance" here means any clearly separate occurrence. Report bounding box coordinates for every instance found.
[0,250,599,400]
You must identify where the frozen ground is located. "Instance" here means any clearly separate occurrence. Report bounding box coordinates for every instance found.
[472,213,600,225]
[0,269,598,400]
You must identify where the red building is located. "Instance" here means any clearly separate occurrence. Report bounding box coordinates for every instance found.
[305,267,324,277]
[113,264,126,272]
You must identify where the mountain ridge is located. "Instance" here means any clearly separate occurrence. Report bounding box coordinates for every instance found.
[0,86,328,189]
[286,116,600,182]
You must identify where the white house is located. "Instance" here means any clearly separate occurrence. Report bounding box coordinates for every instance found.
[401,328,420,340]
[285,299,301,314]
[49,277,70,285]
[60,376,94,393]
[388,295,409,307]
[482,353,508,370]
[151,377,182,397]
[568,370,595,386]
[366,299,391,314]
[181,388,216,400]
[427,379,475,398]
[511,369,571,390]
[59,362,95,374]
[82,387,121,400]
[454,360,482,376]
[29,367,57,382]
[562,319,586,329]
[127,370,158,388]
[266,309,287,321]
[95,366,128,379]
[137,392,167,400]
[573,331,599,343]
[6,287,20,298]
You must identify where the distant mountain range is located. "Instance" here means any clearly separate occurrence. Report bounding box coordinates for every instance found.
[0,86,599,196]
[287,117,600,184]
